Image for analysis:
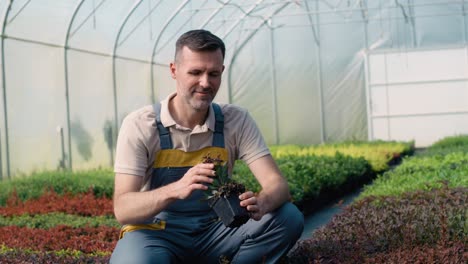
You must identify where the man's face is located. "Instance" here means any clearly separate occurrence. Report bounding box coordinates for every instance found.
[170,46,225,111]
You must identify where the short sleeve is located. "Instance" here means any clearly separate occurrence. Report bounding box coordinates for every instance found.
[114,112,151,177]
[236,110,270,165]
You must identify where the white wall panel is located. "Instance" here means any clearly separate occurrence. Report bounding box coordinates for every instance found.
[389,113,468,147]
[368,55,386,85]
[370,86,388,116]
[386,81,468,116]
[367,48,468,147]
[375,49,468,83]
[371,118,390,141]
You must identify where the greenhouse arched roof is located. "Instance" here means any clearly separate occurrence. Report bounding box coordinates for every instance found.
[1,0,467,177]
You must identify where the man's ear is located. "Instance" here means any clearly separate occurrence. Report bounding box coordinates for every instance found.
[170,62,176,79]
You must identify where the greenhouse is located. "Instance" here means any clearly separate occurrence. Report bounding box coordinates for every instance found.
[1,0,467,178]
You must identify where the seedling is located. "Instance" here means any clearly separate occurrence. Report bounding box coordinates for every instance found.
[202,154,250,228]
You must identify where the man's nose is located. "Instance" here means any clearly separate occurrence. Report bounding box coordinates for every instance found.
[199,74,209,88]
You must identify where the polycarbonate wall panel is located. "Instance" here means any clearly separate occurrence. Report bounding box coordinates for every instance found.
[5,40,67,174]
[319,20,368,142]
[67,51,114,169]
[152,64,175,102]
[0,34,5,178]
[69,1,138,54]
[150,0,196,64]
[115,59,153,121]
[272,26,322,145]
[154,3,199,59]
[0,1,9,180]
[229,29,276,144]
[5,0,75,45]
[413,0,466,47]
[364,0,416,51]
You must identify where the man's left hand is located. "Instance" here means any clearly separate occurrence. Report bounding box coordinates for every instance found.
[239,191,263,221]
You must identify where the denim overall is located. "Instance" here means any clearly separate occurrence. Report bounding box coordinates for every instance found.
[111,103,305,264]
[149,102,227,217]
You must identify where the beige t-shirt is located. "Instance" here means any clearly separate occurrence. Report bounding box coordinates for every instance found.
[114,93,270,185]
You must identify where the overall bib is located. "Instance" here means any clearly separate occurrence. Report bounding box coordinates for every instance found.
[111,103,304,264]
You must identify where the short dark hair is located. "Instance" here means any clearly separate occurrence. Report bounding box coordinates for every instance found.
[175,29,225,62]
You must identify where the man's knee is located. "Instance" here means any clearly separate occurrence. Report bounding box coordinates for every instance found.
[273,202,304,239]
[110,231,175,264]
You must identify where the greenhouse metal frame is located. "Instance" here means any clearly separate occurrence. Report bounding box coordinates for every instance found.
[1,0,467,178]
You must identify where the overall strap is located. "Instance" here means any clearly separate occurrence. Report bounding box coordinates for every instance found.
[211,103,225,148]
[153,103,173,150]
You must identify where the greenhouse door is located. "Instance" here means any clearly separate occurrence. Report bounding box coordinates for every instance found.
[365,47,468,147]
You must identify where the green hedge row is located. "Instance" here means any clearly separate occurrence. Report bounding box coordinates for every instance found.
[233,153,372,203]
[0,213,119,229]
[359,136,468,199]
[419,134,468,157]
[269,140,414,172]
[429,134,468,150]
[233,141,412,205]
[0,169,114,206]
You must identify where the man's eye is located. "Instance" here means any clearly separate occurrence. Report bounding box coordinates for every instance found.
[210,72,220,77]
[189,71,201,75]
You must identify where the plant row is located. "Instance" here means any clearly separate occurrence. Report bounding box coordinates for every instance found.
[0,245,110,264]
[233,141,412,208]
[287,135,468,263]
[287,186,467,263]
[0,189,113,217]
[0,213,119,229]
[234,153,372,205]
[359,145,468,199]
[269,140,414,172]
[0,169,114,206]
[0,225,117,254]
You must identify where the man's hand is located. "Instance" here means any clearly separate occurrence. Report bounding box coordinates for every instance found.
[239,191,264,221]
[242,155,290,221]
[168,163,216,200]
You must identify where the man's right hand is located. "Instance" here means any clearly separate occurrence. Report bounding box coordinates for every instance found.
[113,163,216,225]
[168,163,216,200]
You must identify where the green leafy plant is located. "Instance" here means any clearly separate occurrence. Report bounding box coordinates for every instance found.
[202,154,246,200]
[428,134,468,150]
[269,140,414,172]
[234,153,372,204]
[359,152,468,199]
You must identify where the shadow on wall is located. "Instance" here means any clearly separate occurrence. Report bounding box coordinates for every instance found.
[70,119,94,162]
[102,119,115,167]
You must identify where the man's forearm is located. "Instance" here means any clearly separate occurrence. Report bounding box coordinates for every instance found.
[257,182,290,215]
[114,185,176,225]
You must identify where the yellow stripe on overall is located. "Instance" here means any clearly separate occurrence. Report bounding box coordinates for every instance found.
[153,146,228,168]
[119,222,166,239]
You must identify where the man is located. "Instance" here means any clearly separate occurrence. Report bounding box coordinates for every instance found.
[110,29,303,264]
